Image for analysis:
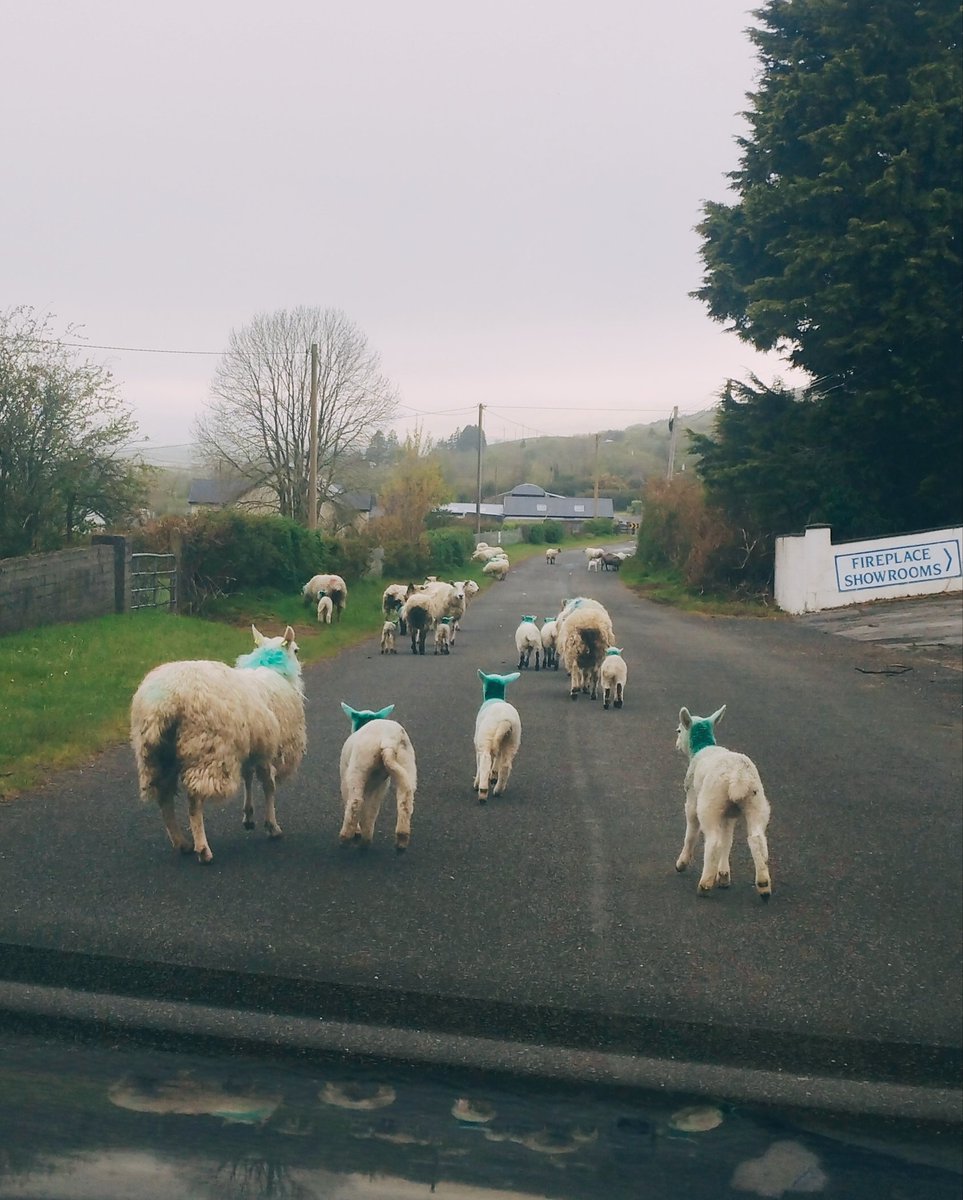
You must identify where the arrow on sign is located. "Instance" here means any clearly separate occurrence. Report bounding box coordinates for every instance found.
[946,547,953,571]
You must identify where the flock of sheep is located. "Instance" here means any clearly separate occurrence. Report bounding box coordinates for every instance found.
[129,545,772,899]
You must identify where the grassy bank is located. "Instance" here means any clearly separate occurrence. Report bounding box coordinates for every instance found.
[618,557,780,616]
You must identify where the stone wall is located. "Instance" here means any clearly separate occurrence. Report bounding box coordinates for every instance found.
[0,536,131,637]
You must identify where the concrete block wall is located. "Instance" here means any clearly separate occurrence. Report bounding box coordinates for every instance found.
[0,536,131,637]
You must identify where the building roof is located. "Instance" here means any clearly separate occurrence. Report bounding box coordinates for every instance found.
[499,482,564,499]
[187,478,256,506]
[502,494,614,520]
[326,490,376,513]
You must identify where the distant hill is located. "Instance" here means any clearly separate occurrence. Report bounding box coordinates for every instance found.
[434,409,717,507]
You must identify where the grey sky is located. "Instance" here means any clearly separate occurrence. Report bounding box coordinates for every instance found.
[2,0,805,456]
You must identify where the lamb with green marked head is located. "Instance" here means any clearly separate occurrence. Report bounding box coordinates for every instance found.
[338,702,417,851]
[473,670,522,803]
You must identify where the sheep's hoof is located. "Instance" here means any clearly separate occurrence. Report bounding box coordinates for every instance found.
[243,818,255,830]
[265,823,283,838]
[478,794,488,804]
[697,883,714,895]
[570,691,578,700]
[614,700,623,709]
[603,701,610,710]
[395,833,409,851]
[675,860,688,873]
[718,872,731,888]
[196,849,213,865]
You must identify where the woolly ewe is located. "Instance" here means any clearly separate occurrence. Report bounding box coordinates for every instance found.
[675,705,772,900]
[130,625,305,864]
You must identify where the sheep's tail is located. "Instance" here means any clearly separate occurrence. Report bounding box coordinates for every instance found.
[490,719,514,752]
[131,703,181,801]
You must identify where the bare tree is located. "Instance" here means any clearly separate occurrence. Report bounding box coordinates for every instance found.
[195,307,398,523]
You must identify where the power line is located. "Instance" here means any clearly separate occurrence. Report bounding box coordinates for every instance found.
[5,336,224,355]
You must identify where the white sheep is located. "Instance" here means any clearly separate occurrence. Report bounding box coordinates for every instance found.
[382,583,410,627]
[675,705,772,900]
[463,579,480,603]
[400,582,462,655]
[130,625,305,864]
[434,616,453,654]
[587,554,603,572]
[557,598,614,700]
[540,616,560,670]
[600,647,627,709]
[303,573,347,621]
[380,620,398,654]
[482,557,510,581]
[545,547,560,564]
[338,703,417,850]
[514,615,541,670]
[473,670,522,803]
[316,595,334,624]
[583,546,604,559]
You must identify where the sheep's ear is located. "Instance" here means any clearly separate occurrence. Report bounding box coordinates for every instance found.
[340,702,358,721]
[679,707,692,729]
[372,704,395,720]
[252,625,264,646]
[503,671,521,685]
[283,625,296,646]
[708,705,726,727]
[477,669,489,683]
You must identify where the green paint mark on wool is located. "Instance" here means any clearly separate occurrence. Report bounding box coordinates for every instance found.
[341,702,395,731]
[235,646,299,681]
[688,719,716,755]
[478,670,520,702]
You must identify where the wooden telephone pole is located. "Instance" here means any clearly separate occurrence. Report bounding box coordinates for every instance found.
[665,406,679,481]
[475,403,485,536]
[307,342,319,529]
[593,432,600,516]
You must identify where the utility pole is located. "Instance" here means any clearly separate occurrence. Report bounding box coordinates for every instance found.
[307,342,319,529]
[665,406,679,481]
[593,432,600,516]
[475,403,485,537]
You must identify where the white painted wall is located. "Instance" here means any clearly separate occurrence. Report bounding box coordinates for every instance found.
[775,524,963,614]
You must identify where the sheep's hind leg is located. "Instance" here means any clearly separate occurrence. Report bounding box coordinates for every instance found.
[257,765,282,837]
[358,781,388,849]
[614,683,623,709]
[475,749,493,802]
[716,817,737,887]
[339,788,364,846]
[675,791,699,873]
[394,780,414,851]
[747,823,772,900]
[187,793,213,864]
[697,830,724,894]
[157,789,192,854]
[241,767,256,830]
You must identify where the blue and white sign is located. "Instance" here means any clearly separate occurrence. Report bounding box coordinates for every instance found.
[835,538,962,594]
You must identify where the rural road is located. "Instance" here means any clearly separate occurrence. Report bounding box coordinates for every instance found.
[1,550,960,1120]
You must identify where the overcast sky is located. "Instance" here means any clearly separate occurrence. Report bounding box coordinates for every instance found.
[2,0,806,459]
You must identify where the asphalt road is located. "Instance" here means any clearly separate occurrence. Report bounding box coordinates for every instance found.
[1,550,960,1117]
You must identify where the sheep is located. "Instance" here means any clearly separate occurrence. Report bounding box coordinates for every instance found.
[584,546,604,560]
[473,670,522,803]
[540,616,560,670]
[482,557,510,581]
[587,554,603,572]
[557,598,614,700]
[130,625,305,864]
[463,580,479,603]
[545,547,560,565]
[601,552,622,571]
[675,705,772,900]
[514,615,541,670]
[434,616,453,654]
[401,582,462,655]
[601,647,627,709]
[316,595,334,624]
[338,703,417,850]
[380,619,398,654]
[303,574,347,622]
[382,583,410,626]
[472,545,504,563]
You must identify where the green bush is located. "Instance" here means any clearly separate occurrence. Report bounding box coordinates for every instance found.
[426,526,475,572]
[522,523,545,544]
[133,512,370,612]
[582,516,616,537]
[541,519,565,544]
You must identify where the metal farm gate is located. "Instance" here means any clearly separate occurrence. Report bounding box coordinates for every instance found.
[130,553,177,612]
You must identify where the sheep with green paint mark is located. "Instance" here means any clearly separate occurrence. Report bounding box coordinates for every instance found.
[540,616,560,670]
[130,625,305,864]
[473,670,522,803]
[514,615,541,670]
[675,705,772,900]
[338,703,417,850]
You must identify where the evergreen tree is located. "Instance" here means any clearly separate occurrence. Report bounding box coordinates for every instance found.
[694,0,961,535]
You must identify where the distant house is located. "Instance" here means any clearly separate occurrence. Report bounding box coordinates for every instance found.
[500,483,614,522]
[440,483,614,526]
[318,489,380,534]
[187,478,276,515]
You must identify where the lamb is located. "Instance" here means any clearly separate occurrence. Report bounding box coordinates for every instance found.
[316,595,334,624]
[473,670,522,803]
[600,647,627,709]
[514,615,541,670]
[303,574,347,621]
[434,616,453,654]
[380,619,398,654]
[540,615,560,670]
[130,625,305,864]
[338,703,417,850]
[482,557,510,581]
[674,705,772,900]
[587,554,603,572]
[557,598,614,700]
[545,547,560,565]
